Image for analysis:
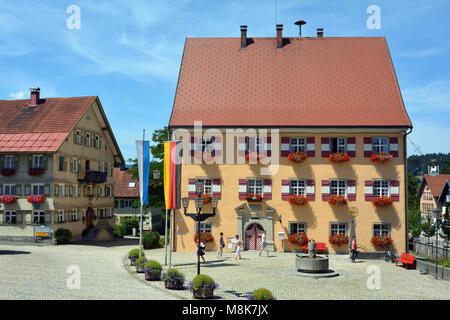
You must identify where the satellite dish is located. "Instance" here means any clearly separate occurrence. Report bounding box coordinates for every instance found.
[348,206,359,218]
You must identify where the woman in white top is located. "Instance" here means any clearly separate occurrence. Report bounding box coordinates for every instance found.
[258,230,269,256]
[234,235,242,260]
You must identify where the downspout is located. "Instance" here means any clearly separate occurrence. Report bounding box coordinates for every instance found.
[403,127,413,253]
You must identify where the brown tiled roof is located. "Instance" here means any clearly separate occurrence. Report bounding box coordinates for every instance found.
[169,37,412,128]
[0,96,96,153]
[114,168,139,198]
[424,174,450,198]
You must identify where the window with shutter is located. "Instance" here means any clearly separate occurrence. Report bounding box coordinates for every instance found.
[321,137,330,157]
[280,137,290,157]
[306,179,315,201]
[263,179,272,200]
[212,179,221,199]
[364,137,373,157]
[281,180,290,200]
[238,179,247,199]
[306,137,315,157]
[321,180,330,200]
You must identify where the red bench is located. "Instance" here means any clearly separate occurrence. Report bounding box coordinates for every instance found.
[301,242,328,253]
[393,253,416,269]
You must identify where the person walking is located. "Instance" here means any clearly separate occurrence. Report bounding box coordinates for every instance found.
[234,235,242,260]
[197,240,206,263]
[351,236,358,263]
[217,232,225,258]
[258,230,269,257]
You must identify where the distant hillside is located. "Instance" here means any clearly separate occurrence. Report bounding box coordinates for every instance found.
[408,153,450,176]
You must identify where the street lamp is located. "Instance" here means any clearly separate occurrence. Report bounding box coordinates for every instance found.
[182,181,218,275]
[432,207,442,280]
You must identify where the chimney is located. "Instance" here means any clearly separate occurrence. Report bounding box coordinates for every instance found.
[240,25,247,50]
[317,28,324,38]
[30,87,40,106]
[276,24,283,49]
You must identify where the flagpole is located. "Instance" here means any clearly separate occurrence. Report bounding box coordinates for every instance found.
[164,209,168,265]
[139,129,145,259]
[169,209,173,268]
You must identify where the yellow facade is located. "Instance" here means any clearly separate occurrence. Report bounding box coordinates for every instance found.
[172,130,407,254]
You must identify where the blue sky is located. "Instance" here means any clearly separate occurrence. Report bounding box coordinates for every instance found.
[0,0,449,161]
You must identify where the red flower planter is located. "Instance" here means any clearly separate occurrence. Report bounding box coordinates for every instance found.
[371,235,393,248]
[26,194,47,204]
[370,152,393,163]
[288,232,308,246]
[287,195,308,206]
[245,152,264,163]
[28,168,46,176]
[372,196,393,208]
[0,195,18,204]
[328,195,347,206]
[288,151,307,163]
[194,232,214,243]
[329,233,349,246]
[246,193,263,202]
[328,152,351,163]
[1,168,16,177]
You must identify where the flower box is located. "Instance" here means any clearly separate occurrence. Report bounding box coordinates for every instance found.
[372,196,393,208]
[288,151,307,163]
[328,195,347,206]
[1,168,16,177]
[328,152,351,163]
[287,195,308,206]
[195,194,212,204]
[144,269,161,281]
[28,168,46,176]
[288,232,308,246]
[194,232,214,243]
[162,269,185,290]
[26,194,47,204]
[246,193,263,202]
[194,151,215,164]
[329,233,349,246]
[0,195,18,204]
[370,152,393,163]
[245,152,264,163]
[371,235,393,248]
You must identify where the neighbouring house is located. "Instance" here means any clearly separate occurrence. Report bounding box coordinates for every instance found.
[418,174,450,216]
[113,167,164,233]
[0,88,124,242]
[113,167,139,223]
[168,24,413,254]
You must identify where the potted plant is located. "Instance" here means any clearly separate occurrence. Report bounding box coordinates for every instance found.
[372,196,393,208]
[187,274,219,299]
[288,232,308,246]
[371,235,393,248]
[143,260,163,281]
[287,194,308,206]
[135,257,148,273]
[28,168,46,176]
[195,194,212,204]
[195,151,215,164]
[246,288,276,300]
[0,195,18,204]
[370,152,393,163]
[246,193,263,202]
[128,248,145,266]
[26,194,47,204]
[328,195,347,206]
[1,168,16,177]
[287,151,307,163]
[245,152,264,163]
[329,233,349,247]
[328,152,351,163]
[194,232,214,243]
[161,268,185,290]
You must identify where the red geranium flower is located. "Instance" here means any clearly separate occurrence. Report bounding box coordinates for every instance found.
[328,152,351,163]
[287,195,308,206]
[288,151,307,163]
[328,195,347,206]
[370,152,393,163]
[372,196,393,208]
[26,194,47,204]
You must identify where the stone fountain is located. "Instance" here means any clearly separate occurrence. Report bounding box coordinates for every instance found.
[295,240,339,278]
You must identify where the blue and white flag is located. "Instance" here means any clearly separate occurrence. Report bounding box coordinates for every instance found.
[136,140,150,206]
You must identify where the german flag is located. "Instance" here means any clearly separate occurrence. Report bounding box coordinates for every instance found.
[164,141,182,209]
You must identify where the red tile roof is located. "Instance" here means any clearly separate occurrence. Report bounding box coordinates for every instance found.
[0,96,96,153]
[423,174,450,198]
[114,168,139,198]
[169,37,412,128]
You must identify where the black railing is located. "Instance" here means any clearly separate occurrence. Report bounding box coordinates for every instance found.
[78,170,106,184]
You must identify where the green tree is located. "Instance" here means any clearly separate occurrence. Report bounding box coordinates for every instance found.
[441,159,450,174]
[421,215,436,243]
[408,207,422,238]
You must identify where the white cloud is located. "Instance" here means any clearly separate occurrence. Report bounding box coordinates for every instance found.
[403,80,450,113]
[395,48,442,59]
[9,90,26,99]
